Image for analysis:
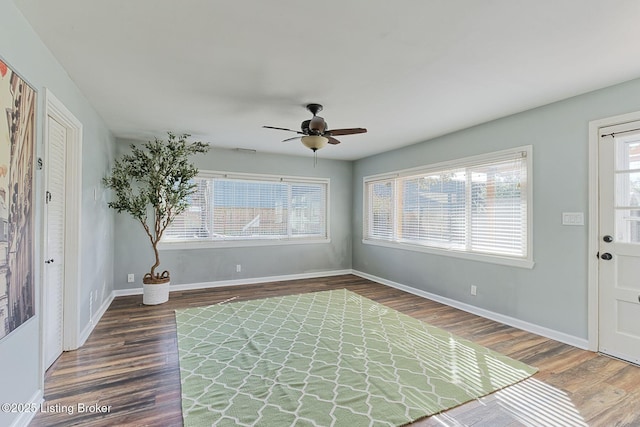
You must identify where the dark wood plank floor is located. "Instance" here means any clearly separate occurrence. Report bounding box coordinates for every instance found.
[30,274,640,426]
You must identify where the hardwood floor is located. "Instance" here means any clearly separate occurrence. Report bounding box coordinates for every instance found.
[30,274,640,426]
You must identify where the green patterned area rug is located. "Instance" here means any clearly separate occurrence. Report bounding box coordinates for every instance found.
[175,289,536,426]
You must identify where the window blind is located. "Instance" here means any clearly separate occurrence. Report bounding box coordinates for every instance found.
[364,148,529,260]
[164,174,328,243]
[366,179,394,239]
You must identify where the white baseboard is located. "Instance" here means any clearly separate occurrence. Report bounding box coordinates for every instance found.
[9,389,43,427]
[78,270,350,346]
[111,268,588,350]
[113,269,353,297]
[352,270,589,350]
[78,292,115,347]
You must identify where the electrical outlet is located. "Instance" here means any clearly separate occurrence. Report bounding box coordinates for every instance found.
[236,264,242,273]
[470,285,477,296]
[127,273,134,283]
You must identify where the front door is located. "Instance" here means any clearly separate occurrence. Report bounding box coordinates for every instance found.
[598,121,640,364]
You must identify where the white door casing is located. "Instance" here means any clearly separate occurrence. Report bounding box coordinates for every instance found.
[43,116,66,369]
[597,120,640,364]
[40,89,82,384]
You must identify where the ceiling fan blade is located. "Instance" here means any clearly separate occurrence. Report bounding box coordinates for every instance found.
[283,136,301,142]
[327,128,367,136]
[327,136,341,145]
[263,125,303,134]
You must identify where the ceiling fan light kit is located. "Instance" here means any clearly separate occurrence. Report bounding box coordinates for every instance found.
[263,103,367,156]
[301,135,328,151]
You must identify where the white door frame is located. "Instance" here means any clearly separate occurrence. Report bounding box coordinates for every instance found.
[40,89,82,375]
[588,110,640,352]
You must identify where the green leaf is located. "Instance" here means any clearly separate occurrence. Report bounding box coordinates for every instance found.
[103,132,210,277]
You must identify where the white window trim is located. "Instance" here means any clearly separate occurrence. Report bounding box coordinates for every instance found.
[159,170,331,250]
[362,146,534,269]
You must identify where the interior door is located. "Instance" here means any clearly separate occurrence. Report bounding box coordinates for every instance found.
[44,115,67,369]
[598,121,640,364]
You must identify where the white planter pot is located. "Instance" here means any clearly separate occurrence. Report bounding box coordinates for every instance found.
[143,281,170,305]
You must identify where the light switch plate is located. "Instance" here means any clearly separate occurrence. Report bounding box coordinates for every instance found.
[562,212,584,226]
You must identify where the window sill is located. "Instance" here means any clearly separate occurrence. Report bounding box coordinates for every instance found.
[159,237,331,250]
[362,238,535,269]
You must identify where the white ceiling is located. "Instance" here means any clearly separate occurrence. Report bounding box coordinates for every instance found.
[15,0,640,160]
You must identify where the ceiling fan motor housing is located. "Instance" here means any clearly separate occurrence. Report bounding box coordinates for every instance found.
[310,117,326,133]
[301,119,326,135]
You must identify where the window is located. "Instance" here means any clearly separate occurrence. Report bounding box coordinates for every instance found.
[162,171,329,247]
[363,147,533,268]
[614,134,640,243]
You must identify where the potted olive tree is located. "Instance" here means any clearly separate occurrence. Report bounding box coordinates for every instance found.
[104,132,209,305]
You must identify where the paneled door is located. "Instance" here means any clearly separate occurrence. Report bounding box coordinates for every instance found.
[598,121,640,364]
[43,115,67,369]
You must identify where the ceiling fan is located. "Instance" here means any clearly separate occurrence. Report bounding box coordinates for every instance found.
[263,103,367,152]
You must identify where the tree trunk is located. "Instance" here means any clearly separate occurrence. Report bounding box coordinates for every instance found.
[150,239,161,279]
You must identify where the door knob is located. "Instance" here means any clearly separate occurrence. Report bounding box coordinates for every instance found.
[603,235,613,243]
[600,253,613,260]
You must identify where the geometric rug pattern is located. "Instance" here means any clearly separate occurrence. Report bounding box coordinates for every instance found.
[175,289,537,426]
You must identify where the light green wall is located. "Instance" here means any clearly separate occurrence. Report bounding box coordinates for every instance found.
[353,77,640,340]
[0,1,116,425]
[112,142,353,289]
[5,0,640,423]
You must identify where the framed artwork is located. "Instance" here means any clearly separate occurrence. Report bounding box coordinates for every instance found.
[0,58,36,340]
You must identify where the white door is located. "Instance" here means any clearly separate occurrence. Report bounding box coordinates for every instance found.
[44,116,67,369]
[598,121,640,364]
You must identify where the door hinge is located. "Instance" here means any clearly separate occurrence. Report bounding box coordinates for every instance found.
[45,191,52,204]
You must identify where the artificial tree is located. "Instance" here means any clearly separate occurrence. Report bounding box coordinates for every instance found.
[104,132,209,301]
